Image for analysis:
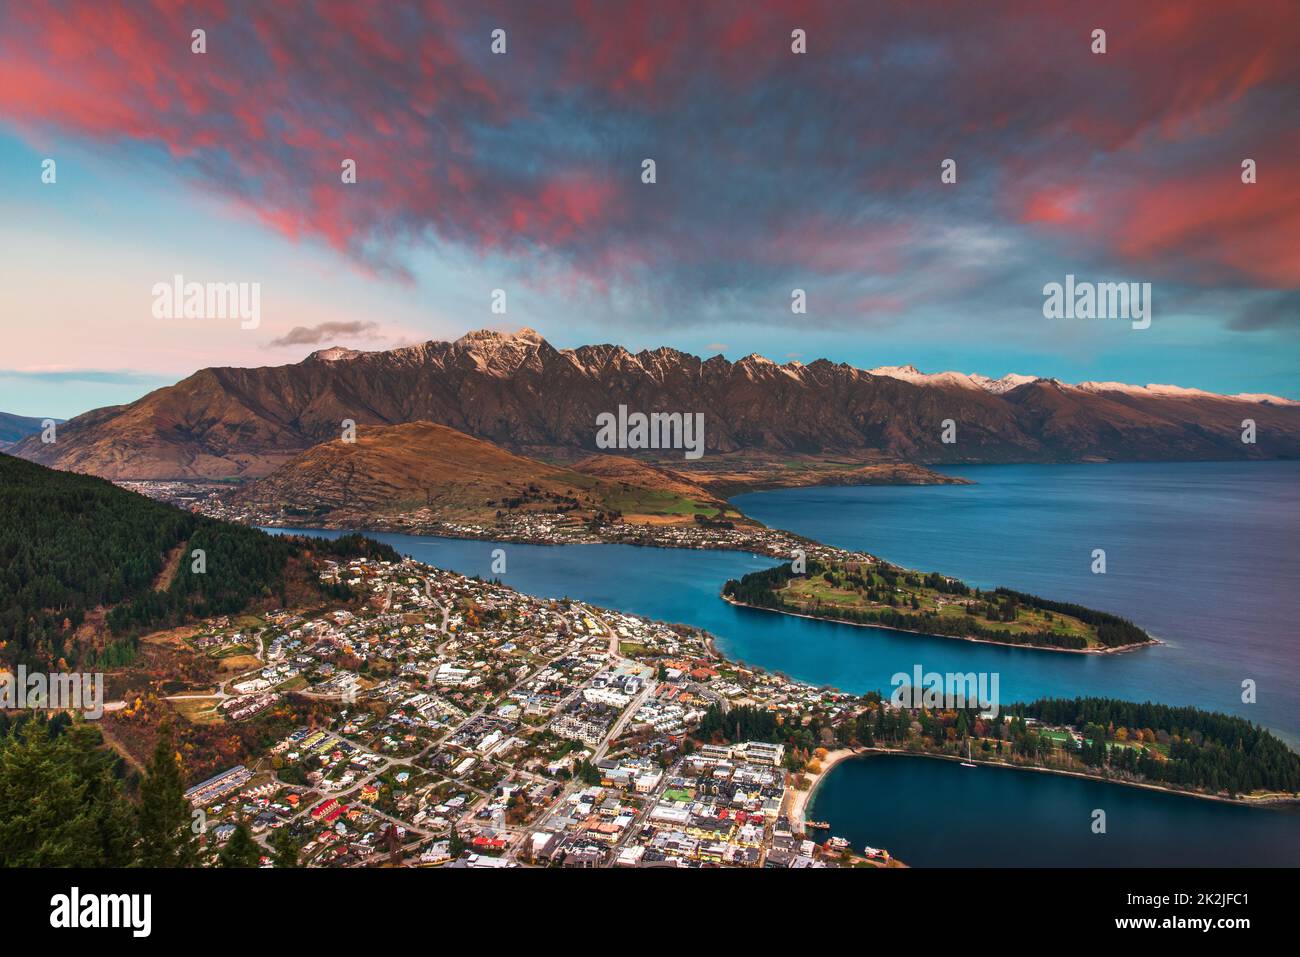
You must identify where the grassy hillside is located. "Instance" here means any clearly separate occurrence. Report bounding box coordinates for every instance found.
[568,454,742,521]
[230,421,746,527]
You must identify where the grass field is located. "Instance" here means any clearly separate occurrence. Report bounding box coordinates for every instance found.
[602,486,718,517]
[171,696,224,724]
[216,653,262,672]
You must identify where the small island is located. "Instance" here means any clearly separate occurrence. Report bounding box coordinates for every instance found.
[723,558,1155,653]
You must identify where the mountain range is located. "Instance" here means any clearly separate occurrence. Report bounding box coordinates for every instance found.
[9,328,1299,480]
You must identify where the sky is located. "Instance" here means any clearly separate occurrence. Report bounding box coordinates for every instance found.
[1,0,1297,419]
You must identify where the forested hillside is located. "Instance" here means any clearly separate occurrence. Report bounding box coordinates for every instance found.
[0,454,396,668]
[1016,697,1300,795]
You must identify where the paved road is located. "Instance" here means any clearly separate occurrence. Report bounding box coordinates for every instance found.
[507,608,655,864]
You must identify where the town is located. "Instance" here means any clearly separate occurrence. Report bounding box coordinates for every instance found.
[164,551,895,868]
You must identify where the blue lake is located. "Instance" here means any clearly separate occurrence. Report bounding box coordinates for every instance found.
[734,460,1300,745]
[808,754,1300,867]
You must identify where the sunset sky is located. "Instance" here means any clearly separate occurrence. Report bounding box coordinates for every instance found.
[2,0,1297,418]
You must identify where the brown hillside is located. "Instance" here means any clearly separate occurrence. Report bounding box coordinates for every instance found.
[14,328,1300,480]
[228,422,734,526]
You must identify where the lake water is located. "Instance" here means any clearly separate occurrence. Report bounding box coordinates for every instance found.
[269,460,1300,865]
[734,461,1300,744]
[808,754,1300,866]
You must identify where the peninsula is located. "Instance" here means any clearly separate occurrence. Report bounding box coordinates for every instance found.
[722,557,1154,653]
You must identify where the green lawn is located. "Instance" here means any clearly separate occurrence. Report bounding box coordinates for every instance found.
[602,487,714,516]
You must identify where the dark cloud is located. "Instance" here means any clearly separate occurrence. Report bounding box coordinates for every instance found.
[1228,291,1300,332]
[268,321,381,348]
[2,0,1295,328]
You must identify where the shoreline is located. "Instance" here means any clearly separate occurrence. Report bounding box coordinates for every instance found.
[809,747,1300,809]
[254,518,808,559]
[721,594,1159,655]
[786,747,860,832]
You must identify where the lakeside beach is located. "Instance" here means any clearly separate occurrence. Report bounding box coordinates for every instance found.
[786,747,859,832]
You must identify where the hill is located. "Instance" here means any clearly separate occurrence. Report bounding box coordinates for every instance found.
[225,421,741,527]
[0,411,58,450]
[0,452,395,669]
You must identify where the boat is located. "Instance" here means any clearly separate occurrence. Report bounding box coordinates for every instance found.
[960,737,977,768]
[804,820,830,829]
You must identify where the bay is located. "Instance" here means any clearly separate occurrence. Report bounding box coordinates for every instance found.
[808,753,1300,866]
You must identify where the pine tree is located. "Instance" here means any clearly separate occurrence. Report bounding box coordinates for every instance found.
[137,726,198,867]
[62,722,139,867]
[0,719,103,866]
[218,822,261,868]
